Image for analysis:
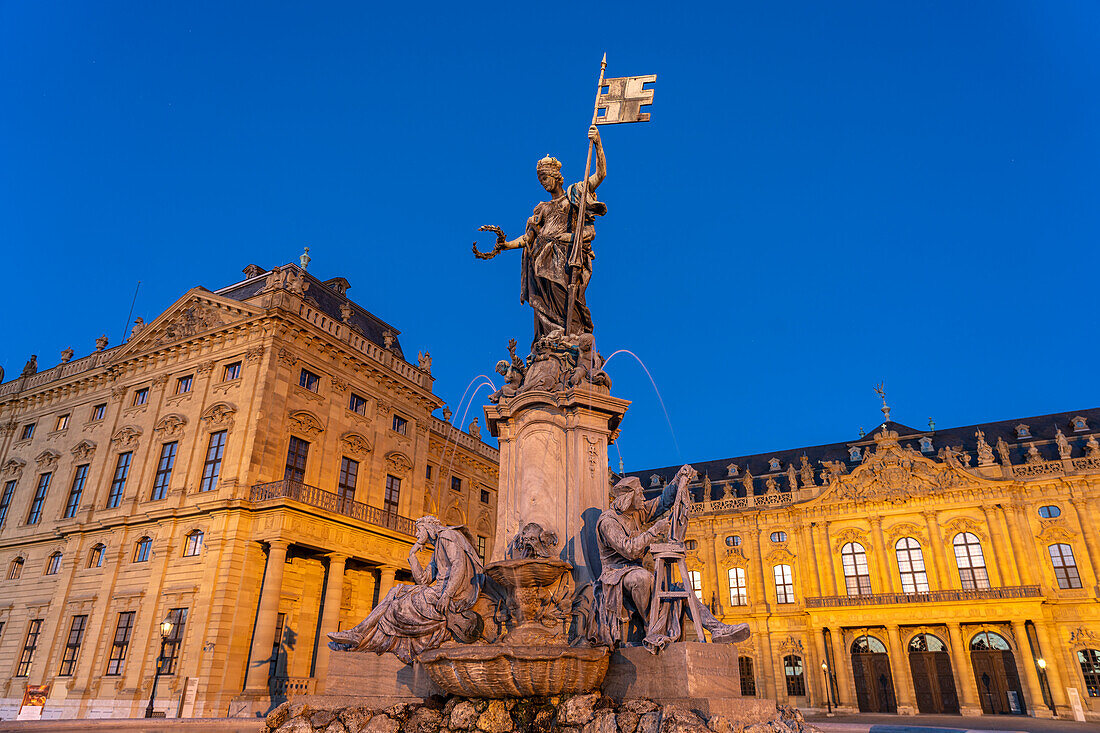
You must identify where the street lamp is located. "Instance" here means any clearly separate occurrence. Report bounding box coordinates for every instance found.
[821,661,833,714]
[144,616,174,718]
[1036,658,1057,716]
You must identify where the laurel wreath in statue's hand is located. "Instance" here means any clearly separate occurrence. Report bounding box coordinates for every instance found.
[472,225,506,259]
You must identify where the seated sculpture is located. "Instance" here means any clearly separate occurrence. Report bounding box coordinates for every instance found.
[595,465,750,652]
[328,515,484,664]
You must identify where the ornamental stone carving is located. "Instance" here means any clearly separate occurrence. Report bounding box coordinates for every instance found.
[2,458,26,476]
[153,305,226,346]
[942,516,986,542]
[287,410,324,437]
[975,430,995,466]
[200,402,237,430]
[330,378,349,393]
[828,428,961,504]
[765,547,795,564]
[385,451,413,476]
[340,432,373,457]
[832,527,871,552]
[111,426,142,450]
[778,635,804,654]
[110,386,127,403]
[154,414,187,438]
[245,345,265,362]
[36,450,61,469]
[1037,524,1076,544]
[277,349,297,367]
[886,521,926,544]
[1068,626,1100,649]
[196,360,215,375]
[70,440,97,461]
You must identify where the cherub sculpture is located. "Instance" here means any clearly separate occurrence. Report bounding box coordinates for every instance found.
[566,333,612,389]
[488,338,527,403]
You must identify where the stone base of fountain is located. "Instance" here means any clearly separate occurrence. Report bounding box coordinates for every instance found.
[418,644,609,698]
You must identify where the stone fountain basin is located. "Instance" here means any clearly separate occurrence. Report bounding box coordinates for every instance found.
[485,557,571,589]
[418,644,609,698]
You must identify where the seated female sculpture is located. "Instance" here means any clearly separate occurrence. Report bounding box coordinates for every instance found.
[327,515,484,664]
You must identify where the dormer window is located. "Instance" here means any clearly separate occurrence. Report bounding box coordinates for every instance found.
[1072,416,1088,432]
[649,474,662,488]
[919,437,934,453]
[768,457,781,472]
[848,446,862,462]
[1016,424,1031,439]
[726,463,738,477]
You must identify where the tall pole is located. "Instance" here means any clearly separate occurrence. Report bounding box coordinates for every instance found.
[145,634,168,718]
[564,53,607,336]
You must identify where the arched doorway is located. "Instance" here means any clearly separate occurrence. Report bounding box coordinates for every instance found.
[851,634,897,713]
[908,633,960,714]
[969,631,1026,715]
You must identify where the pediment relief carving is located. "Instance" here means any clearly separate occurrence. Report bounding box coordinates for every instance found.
[1037,524,1076,543]
[941,516,987,543]
[778,635,804,654]
[201,402,237,430]
[35,450,61,469]
[288,410,324,437]
[153,414,187,438]
[385,450,413,477]
[111,426,142,450]
[339,432,373,457]
[832,527,871,553]
[1068,626,1100,650]
[886,521,927,545]
[115,290,260,358]
[765,547,796,564]
[71,440,97,461]
[2,458,26,476]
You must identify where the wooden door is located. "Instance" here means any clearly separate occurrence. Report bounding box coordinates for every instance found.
[852,652,897,713]
[909,651,960,714]
[971,650,1026,715]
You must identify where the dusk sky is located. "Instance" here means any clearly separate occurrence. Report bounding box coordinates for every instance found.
[2,2,1098,472]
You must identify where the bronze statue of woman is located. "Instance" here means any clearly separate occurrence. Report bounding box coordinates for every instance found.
[473,125,607,344]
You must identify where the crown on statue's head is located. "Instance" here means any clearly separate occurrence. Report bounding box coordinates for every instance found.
[536,154,562,175]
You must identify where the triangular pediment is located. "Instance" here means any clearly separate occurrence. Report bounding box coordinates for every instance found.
[112,288,265,359]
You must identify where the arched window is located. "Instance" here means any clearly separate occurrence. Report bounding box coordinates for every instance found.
[908,633,947,652]
[183,530,204,557]
[134,537,152,563]
[851,634,888,654]
[728,567,748,606]
[88,544,105,568]
[45,552,62,576]
[1049,543,1082,589]
[7,557,24,580]
[841,542,871,596]
[895,537,929,593]
[687,570,703,600]
[970,631,1011,650]
[725,535,741,547]
[783,654,806,696]
[1077,649,1100,697]
[773,564,794,604]
[952,533,990,590]
[739,656,756,696]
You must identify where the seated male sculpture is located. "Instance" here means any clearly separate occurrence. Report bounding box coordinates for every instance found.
[328,515,484,664]
[596,465,750,651]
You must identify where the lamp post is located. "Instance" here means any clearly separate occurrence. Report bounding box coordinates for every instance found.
[144,617,174,719]
[821,661,833,714]
[1036,658,1057,716]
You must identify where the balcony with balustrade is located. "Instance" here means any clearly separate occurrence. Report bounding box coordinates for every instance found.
[805,584,1043,608]
[249,478,416,536]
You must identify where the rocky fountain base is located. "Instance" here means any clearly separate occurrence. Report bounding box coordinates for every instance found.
[264,693,809,733]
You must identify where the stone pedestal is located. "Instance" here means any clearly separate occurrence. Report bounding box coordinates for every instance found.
[485,387,629,587]
[602,642,777,721]
[311,651,440,708]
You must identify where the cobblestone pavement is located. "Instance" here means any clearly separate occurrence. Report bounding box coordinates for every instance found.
[806,713,1096,733]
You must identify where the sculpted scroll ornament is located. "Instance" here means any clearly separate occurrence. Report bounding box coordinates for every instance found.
[111,426,142,450]
[1,458,26,476]
[287,410,324,437]
[201,403,237,430]
[829,429,959,504]
[779,635,804,654]
[154,414,187,438]
[36,450,61,469]
[886,522,926,544]
[385,451,413,476]
[1069,626,1100,649]
[765,547,796,564]
[942,516,987,542]
[340,432,373,457]
[70,440,97,461]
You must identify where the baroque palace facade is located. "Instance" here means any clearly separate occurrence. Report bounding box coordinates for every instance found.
[632,406,1100,721]
[0,261,498,719]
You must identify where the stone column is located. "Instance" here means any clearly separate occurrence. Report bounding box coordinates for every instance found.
[868,515,895,593]
[243,539,290,692]
[1033,621,1069,710]
[1068,497,1100,591]
[922,510,952,590]
[1008,503,1045,588]
[375,566,397,608]
[314,553,347,692]
[821,522,839,596]
[997,503,1035,586]
[885,624,917,714]
[1010,620,1049,717]
[981,504,1018,586]
[946,622,983,716]
[806,522,823,598]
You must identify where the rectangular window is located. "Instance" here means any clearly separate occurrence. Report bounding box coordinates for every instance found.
[200,431,226,492]
[133,388,148,406]
[392,415,408,435]
[58,615,87,676]
[151,442,178,500]
[477,536,486,562]
[773,564,794,604]
[426,464,434,480]
[160,608,188,675]
[384,475,401,514]
[1049,543,1083,589]
[175,375,193,394]
[271,612,287,658]
[338,457,359,503]
[728,567,748,606]
[739,656,756,696]
[27,473,51,524]
[349,393,367,415]
[91,403,106,421]
[183,531,203,557]
[0,479,17,528]
[15,619,42,677]
[20,424,35,440]
[55,414,70,431]
[134,537,152,563]
[64,465,89,518]
[480,488,490,504]
[285,436,309,482]
[451,476,462,492]
[299,368,320,392]
[105,611,135,675]
[688,570,703,600]
[222,362,241,381]
[45,552,62,575]
[106,452,132,508]
[783,655,806,696]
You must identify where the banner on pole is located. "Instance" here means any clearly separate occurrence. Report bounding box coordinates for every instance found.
[596,75,656,124]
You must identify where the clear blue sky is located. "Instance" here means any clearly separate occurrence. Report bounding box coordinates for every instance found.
[2,2,1098,471]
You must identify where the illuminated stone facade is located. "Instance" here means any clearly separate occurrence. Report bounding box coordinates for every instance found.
[633,412,1100,721]
[0,263,498,719]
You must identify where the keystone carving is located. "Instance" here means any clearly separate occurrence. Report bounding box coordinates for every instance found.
[200,403,237,430]
[111,426,142,450]
[70,440,97,461]
[154,414,188,438]
[288,410,324,437]
[35,450,61,469]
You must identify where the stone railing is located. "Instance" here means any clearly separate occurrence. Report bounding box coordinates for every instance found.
[805,584,1042,608]
[270,676,315,697]
[249,479,415,536]
[0,347,119,398]
[690,489,807,515]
